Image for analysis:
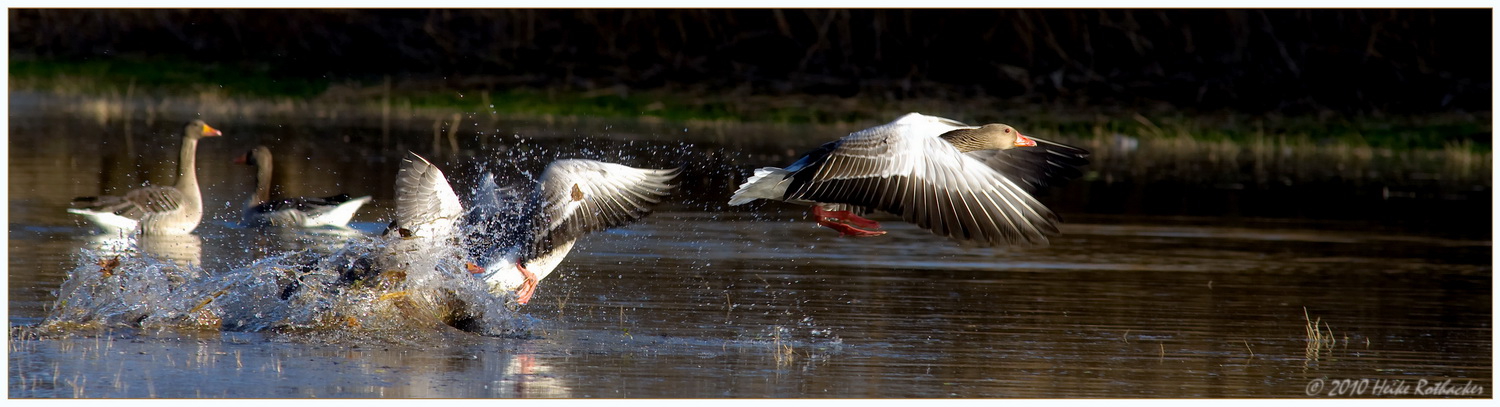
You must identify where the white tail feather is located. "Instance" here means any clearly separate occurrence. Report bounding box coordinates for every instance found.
[728,167,791,205]
[68,208,140,231]
[304,196,373,227]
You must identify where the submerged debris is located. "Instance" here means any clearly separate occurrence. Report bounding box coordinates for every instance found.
[96,256,120,277]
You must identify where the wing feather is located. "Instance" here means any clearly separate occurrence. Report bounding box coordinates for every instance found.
[784,114,1061,246]
[523,159,678,260]
[390,152,464,239]
[124,186,186,214]
[964,137,1090,192]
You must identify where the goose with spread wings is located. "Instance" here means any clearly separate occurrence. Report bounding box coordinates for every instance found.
[387,152,679,304]
[729,112,1088,246]
[69,120,224,235]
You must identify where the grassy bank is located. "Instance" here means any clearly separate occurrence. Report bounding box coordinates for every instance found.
[9,57,1492,153]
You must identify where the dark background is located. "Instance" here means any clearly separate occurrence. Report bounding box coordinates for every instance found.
[9,9,1492,116]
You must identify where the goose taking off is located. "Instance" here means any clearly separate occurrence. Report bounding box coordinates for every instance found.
[388,152,679,304]
[235,146,372,228]
[69,120,224,235]
[729,112,1088,246]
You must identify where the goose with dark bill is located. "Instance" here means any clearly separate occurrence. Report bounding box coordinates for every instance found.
[235,145,372,228]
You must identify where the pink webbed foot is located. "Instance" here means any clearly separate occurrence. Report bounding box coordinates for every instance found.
[810,206,886,237]
[812,206,882,229]
[514,264,539,305]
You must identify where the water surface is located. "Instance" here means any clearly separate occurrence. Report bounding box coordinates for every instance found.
[8,101,1491,398]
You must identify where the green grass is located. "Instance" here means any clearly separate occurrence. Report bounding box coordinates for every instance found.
[10,57,330,99]
[10,57,1490,151]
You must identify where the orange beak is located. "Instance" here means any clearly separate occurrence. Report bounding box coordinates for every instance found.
[232,152,248,165]
[1013,133,1037,147]
[203,124,223,137]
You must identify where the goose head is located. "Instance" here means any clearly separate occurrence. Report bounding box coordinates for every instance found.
[186,120,224,140]
[937,123,1034,153]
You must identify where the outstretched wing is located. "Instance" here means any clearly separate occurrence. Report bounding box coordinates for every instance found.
[522,159,679,260]
[389,152,464,239]
[785,115,1059,246]
[963,136,1090,192]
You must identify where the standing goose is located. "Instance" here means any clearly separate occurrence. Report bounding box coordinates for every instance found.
[388,152,678,304]
[235,146,372,228]
[729,112,1088,246]
[69,120,224,235]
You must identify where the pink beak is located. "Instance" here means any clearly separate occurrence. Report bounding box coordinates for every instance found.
[1013,133,1037,147]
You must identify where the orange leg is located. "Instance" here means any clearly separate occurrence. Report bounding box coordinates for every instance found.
[514,264,539,305]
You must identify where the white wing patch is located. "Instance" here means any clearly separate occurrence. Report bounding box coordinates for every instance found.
[787,113,1059,245]
[392,152,465,239]
[531,159,678,254]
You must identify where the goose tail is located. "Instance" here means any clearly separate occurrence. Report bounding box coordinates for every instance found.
[728,167,791,206]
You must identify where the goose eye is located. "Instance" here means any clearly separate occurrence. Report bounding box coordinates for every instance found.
[1003,128,1012,134]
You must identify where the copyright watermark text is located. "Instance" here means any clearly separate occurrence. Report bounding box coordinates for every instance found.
[1305,378,1485,397]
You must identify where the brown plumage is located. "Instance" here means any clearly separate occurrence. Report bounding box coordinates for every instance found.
[69,120,223,235]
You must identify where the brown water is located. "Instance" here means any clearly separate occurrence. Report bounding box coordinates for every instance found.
[7,100,1492,398]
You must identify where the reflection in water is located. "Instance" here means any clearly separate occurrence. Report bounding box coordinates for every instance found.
[83,231,204,269]
[363,344,572,398]
[497,354,570,398]
[81,231,135,259]
[138,233,204,269]
[7,332,575,398]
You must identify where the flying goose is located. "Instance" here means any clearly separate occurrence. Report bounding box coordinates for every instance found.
[729,112,1088,246]
[387,152,678,304]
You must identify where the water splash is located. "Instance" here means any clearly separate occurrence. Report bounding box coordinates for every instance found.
[41,230,538,342]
